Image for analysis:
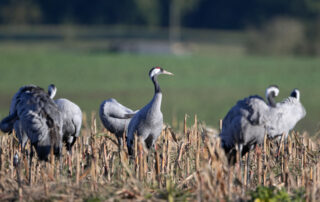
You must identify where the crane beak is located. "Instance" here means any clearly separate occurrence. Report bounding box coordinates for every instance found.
[162,70,174,76]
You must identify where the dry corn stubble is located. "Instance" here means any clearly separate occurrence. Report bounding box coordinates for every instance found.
[0,112,318,201]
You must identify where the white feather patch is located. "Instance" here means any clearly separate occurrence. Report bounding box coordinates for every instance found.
[265,86,279,99]
[150,68,161,78]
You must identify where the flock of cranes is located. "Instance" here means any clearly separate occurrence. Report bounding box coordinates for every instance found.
[220,86,306,160]
[220,85,306,183]
[0,66,306,184]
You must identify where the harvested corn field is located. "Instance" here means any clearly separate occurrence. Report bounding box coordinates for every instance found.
[0,113,319,201]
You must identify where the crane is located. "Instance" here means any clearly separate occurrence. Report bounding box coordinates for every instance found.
[0,85,63,184]
[126,67,173,155]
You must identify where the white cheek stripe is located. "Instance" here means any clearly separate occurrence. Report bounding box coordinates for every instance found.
[150,68,161,78]
[265,86,279,99]
[295,90,300,101]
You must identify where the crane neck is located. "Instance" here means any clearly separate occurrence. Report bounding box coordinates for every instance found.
[151,92,162,109]
[267,95,276,107]
[149,75,163,114]
[48,87,57,99]
[152,75,161,93]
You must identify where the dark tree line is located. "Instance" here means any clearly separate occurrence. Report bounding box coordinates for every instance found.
[0,0,319,29]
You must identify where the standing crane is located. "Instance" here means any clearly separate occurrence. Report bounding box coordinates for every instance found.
[220,85,280,164]
[126,67,173,155]
[0,85,63,184]
[220,86,306,184]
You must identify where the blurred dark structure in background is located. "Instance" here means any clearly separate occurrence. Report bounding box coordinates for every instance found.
[0,0,319,28]
[0,0,320,55]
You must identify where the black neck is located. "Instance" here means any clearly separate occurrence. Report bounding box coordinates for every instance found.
[152,75,161,93]
[290,91,297,98]
[267,94,276,107]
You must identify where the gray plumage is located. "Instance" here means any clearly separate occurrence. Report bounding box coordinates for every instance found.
[266,88,306,140]
[0,85,63,160]
[13,120,29,150]
[126,67,173,154]
[48,84,82,153]
[220,86,306,160]
[0,85,36,144]
[220,86,280,158]
[1,85,48,152]
[99,98,137,146]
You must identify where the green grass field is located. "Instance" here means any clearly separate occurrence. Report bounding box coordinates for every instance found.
[0,41,319,134]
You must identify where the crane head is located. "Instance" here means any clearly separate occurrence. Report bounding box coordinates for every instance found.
[48,84,57,99]
[265,85,279,100]
[149,67,174,79]
[290,88,300,101]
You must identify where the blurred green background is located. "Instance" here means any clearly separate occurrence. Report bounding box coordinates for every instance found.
[0,0,319,134]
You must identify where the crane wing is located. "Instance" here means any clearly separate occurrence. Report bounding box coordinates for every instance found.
[0,111,18,133]
[99,98,138,136]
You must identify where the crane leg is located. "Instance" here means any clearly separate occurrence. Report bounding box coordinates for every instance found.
[117,136,123,152]
[29,146,34,185]
[284,133,288,151]
[14,152,21,188]
[246,152,250,186]
[59,155,62,178]
[238,143,243,183]
[238,144,243,169]
[127,138,134,156]
[59,147,63,178]
[68,152,72,176]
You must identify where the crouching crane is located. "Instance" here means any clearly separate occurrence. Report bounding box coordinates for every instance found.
[48,84,82,153]
[99,98,137,148]
[0,85,63,184]
[48,84,82,174]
